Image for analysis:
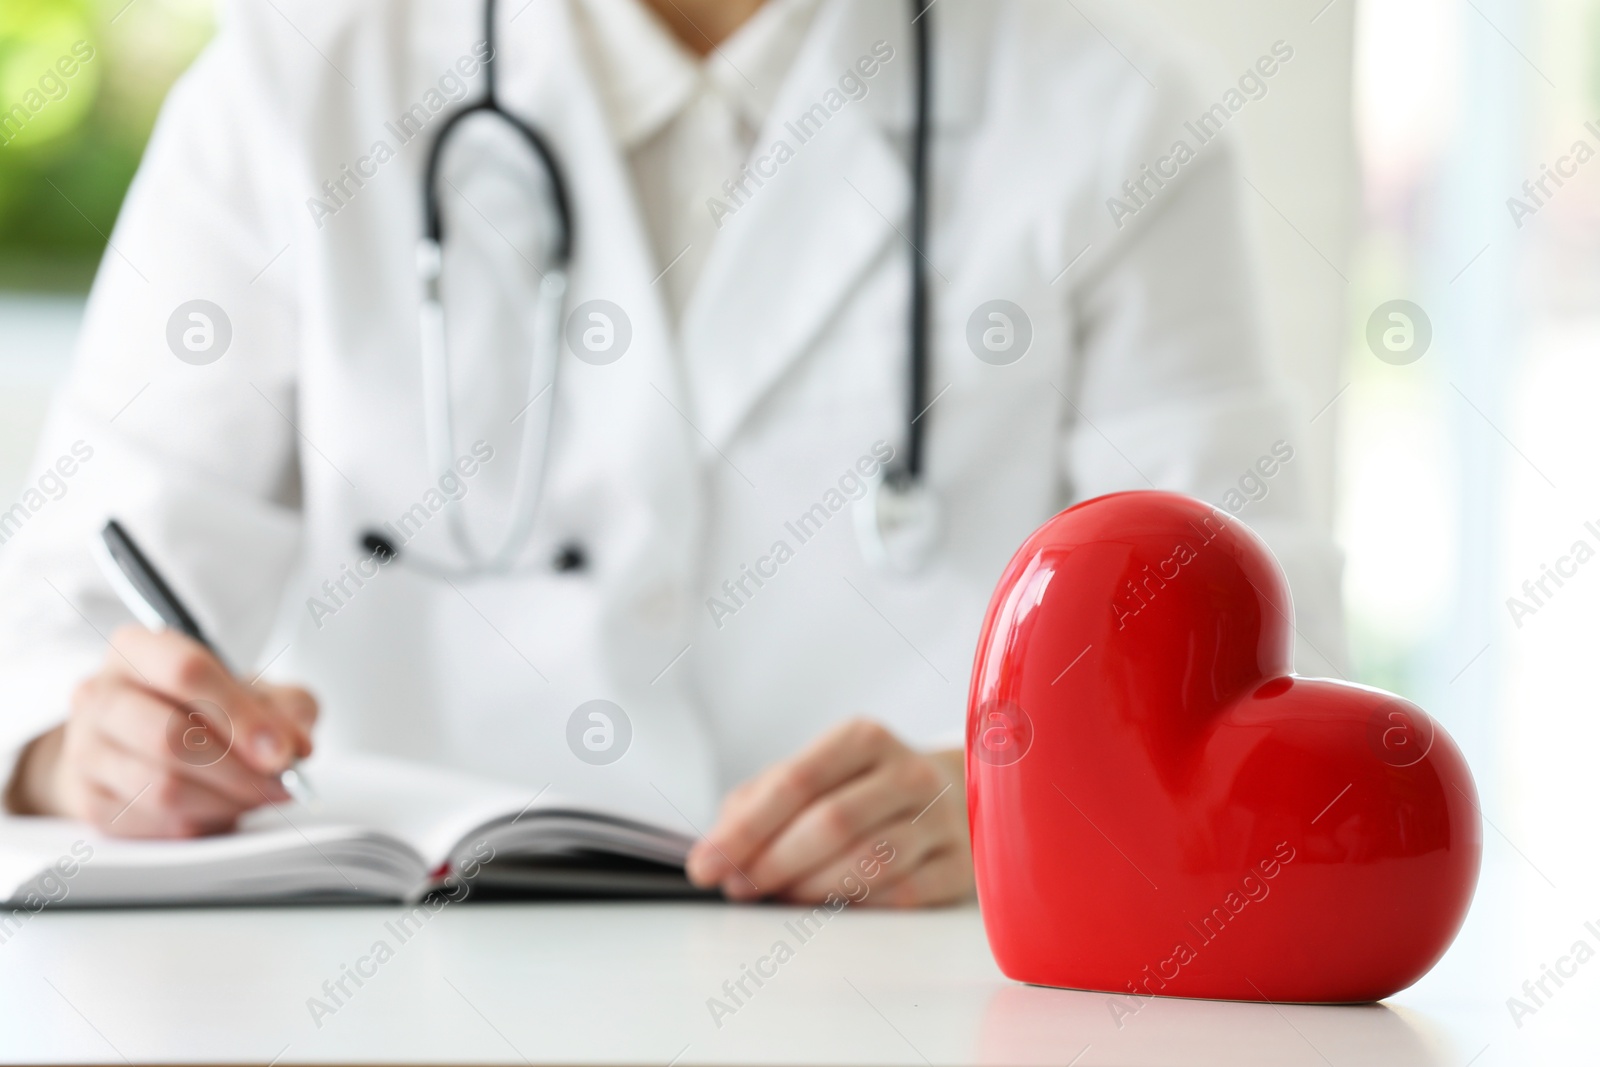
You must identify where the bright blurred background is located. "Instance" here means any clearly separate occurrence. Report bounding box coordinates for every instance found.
[0,0,212,515]
[2,0,1598,1060]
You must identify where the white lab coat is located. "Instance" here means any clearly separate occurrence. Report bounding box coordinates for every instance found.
[0,0,1345,828]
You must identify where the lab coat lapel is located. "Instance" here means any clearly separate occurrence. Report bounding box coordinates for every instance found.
[678,0,987,452]
[678,0,908,452]
[495,0,701,575]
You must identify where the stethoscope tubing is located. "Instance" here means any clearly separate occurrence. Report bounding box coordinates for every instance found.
[905,0,932,482]
[370,0,936,576]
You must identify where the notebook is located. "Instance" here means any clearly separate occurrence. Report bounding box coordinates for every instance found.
[0,753,706,906]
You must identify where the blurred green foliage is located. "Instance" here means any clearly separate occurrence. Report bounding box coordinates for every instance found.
[0,0,212,292]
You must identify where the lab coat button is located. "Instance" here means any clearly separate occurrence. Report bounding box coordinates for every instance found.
[552,542,588,573]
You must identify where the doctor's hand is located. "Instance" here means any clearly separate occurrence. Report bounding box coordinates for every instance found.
[4,627,316,837]
[685,720,973,907]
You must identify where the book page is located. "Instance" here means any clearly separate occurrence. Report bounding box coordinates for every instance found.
[0,814,419,904]
[0,752,690,904]
[268,751,537,868]
[0,753,517,904]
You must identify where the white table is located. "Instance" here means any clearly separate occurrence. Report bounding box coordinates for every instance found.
[0,852,1591,1065]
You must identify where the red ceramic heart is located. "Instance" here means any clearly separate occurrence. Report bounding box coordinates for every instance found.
[967,491,1480,1003]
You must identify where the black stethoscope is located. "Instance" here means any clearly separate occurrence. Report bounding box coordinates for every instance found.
[366,0,939,577]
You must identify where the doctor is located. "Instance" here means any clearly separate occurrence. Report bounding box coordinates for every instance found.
[0,0,1343,907]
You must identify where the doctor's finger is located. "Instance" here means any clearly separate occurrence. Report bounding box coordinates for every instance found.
[106,627,310,773]
[866,846,974,909]
[67,779,165,838]
[774,821,941,905]
[737,757,934,895]
[690,720,901,885]
[86,679,290,808]
[77,734,247,837]
[257,683,319,732]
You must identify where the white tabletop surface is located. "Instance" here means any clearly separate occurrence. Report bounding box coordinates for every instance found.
[0,850,1592,1065]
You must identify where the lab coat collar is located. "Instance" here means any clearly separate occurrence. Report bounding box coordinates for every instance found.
[678,0,989,451]
[572,0,826,151]
[570,0,702,151]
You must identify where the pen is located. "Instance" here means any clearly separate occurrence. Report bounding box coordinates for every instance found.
[93,519,316,805]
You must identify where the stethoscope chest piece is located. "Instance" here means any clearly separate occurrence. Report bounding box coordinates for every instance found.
[855,469,942,576]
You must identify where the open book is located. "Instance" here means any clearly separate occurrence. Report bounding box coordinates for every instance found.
[0,753,706,906]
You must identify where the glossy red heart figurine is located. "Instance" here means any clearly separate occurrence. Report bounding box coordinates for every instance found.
[967,491,1480,1003]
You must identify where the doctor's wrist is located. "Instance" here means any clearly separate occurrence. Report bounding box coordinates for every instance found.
[4,725,65,816]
